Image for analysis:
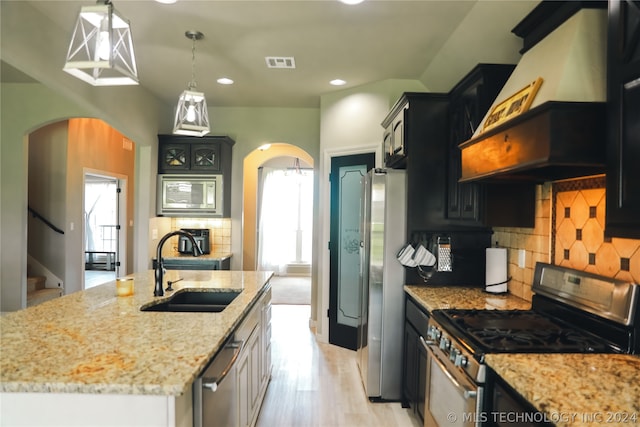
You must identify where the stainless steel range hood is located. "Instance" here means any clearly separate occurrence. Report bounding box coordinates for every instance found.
[459,2,608,183]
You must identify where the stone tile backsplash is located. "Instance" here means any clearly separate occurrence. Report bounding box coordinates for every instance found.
[171,217,232,254]
[493,175,640,302]
[552,176,640,283]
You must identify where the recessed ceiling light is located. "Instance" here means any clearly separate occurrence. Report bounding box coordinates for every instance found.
[330,79,347,86]
[339,0,365,4]
[217,77,234,85]
[155,0,177,4]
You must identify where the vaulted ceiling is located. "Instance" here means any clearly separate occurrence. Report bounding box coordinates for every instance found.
[3,0,539,108]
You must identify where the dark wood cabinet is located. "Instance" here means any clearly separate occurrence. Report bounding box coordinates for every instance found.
[403,319,418,407]
[383,93,492,287]
[158,135,234,175]
[383,102,408,168]
[447,64,515,226]
[606,0,640,239]
[386,66,529,233]
[487,371,552,427]
[383,93,451,229]
[403,295,429,423]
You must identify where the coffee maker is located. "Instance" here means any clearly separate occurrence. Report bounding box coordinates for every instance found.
[178,228,211,254]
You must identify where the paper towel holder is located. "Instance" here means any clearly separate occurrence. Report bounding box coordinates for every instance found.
[485,244,511,294]
[485,278,511,292]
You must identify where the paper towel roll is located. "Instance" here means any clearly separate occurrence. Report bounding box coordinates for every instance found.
[486,248,508,293]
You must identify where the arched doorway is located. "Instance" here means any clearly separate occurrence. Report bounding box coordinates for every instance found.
[27,118,135,298]
[242,143,314,271]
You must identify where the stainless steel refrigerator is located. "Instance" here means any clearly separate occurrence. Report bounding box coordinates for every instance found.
[357,168,407,401]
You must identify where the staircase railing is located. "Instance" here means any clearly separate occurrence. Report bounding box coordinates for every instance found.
[28,205,65,235]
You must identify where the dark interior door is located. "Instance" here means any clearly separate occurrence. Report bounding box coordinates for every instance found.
[329,153,375,350]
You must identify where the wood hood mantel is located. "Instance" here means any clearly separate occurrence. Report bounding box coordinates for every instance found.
[458,101,606,183]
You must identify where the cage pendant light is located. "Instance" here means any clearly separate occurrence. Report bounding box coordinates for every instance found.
[63,0,138,86]
[173,31,210,137]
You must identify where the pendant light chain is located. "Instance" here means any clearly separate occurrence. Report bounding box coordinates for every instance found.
[189,35,197,90]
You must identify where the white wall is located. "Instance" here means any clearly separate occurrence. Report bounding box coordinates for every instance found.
[28,122,69,282]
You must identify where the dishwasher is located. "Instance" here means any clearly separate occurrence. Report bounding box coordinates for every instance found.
[193,305,260,427]
[193,336,242,427]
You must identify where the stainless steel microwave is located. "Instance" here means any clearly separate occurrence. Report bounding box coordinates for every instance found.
[157,174,223,217]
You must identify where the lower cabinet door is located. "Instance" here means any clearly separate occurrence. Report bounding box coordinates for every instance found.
[237,348,251,427]
[403,322,419,407]
[237,325,262,427]
[417,336,428,422]
[249,328,261,418]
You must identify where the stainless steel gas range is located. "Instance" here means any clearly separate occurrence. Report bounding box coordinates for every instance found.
[421,263,639,427]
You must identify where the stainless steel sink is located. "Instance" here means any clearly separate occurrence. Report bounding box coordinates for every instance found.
[141,290,241,313]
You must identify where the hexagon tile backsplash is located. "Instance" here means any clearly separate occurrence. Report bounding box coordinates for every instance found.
[552,176,640,284]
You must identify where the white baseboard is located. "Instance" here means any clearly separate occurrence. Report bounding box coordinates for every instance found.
[286,263,311,276]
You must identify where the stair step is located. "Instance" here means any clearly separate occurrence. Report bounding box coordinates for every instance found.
[27,276,46,292]
[27,288,62,307]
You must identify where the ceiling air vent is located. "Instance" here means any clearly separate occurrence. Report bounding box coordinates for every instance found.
[265,56,296,69]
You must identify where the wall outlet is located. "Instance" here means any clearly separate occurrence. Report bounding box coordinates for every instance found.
[518,249,526,268]
[152,228,158,239]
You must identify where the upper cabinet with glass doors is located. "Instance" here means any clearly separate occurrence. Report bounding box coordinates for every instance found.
[158,135,234,174]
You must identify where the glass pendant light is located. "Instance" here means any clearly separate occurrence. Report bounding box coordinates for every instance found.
[173,30,210,137]
[63,0,138,86]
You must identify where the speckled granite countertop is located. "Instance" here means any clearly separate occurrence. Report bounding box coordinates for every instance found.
[0,270,272,396]
[404,285,531,312]
[405,285,639,426]
[486,353,640,427]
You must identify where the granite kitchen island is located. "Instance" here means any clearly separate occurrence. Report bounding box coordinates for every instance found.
[0,270,273,426]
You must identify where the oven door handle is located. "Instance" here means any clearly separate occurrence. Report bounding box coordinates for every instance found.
[419,335,435,350]
[420,336,477,400]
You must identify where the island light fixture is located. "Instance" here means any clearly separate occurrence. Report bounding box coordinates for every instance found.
[63,0,138,85]
[173,30,210,137]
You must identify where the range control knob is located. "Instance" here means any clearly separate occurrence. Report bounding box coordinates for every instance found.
[455,354,468,367]
[439,337,450,350]
[429,327,441,341]
[450,347,460,362]
[427,326,436,340]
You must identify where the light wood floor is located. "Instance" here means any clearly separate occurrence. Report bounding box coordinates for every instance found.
[271,276,311,305]
[84,270,116,289]
[256,305,421,427]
